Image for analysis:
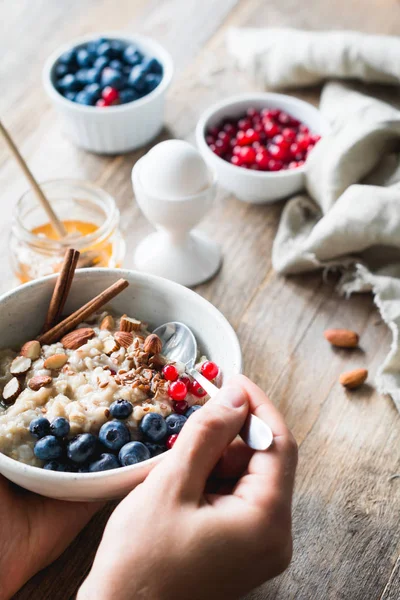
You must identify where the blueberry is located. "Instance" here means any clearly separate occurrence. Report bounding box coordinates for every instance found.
[119,88,139,104]
[58,49,76,65]
[144,73,162,93]
[123,65,132,75]
[50,417,70,438]
[88,453,120,472]
[59,74,81,92]
[85,83,101,102]
[67,433,98,464]
[123,45,143,66]
[186,405,202,418]
[142,57,163,75]
[29,417,50,439]
[140,413,167,442]
[97,42,113,58]
[145,442,166,457]
[94,56,109,70]
[65,91,77,102]
[101,67,124,89]
[165,413,187,435]
[75,91,93,106]
[99,421,130,451]
[86,41,100,58]
[110,40,125,57]
[109,59,123,71]
[43,460,68,472]
[119,441,150,466]
[76,69,89,85]
[77,48,92,68]
[110,399,133,419]
[34,436,63,460]
[55,63,68,78]
[128,65,147,92]
[86,67,101,84]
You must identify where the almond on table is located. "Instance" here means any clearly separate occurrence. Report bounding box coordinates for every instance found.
[339,368,368,389]
[324,328,359,348]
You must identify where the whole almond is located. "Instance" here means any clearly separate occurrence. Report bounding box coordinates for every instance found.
[10,356,32,376]
[61,328,95,350]
[3,377,22,404]
[339,368,368,389]
[44,353,68,370]
[28,375,52,391]
[21,340,41,361]
[120,316,142,333]
[143,334,162,355]
[100,315,115,331]
[324,329,359,348]
[103,337,120,355]
[114,331,133,349]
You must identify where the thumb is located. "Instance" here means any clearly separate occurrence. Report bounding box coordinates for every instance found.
[161,384,249,501]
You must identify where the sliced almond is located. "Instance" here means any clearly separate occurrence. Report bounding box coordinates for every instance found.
[120,316,142,333]
[100,315,115,331]
[61,328,95,350]
[114,331,134,349]
[28,375,52,391]
[143,334,162,355]
[324,329,359,348]
[21,340,41,360]
[43,353,68,370]
[3,377,22,404]
[10,356,32,376]
[339,368,368,389]
[103,337,120,355]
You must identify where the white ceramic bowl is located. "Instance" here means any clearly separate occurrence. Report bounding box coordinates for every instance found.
[43,33,174,154]
[0,269,241,501]
[196,93,330,204]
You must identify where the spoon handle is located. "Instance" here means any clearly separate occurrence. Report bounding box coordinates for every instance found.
[187,368,273,451]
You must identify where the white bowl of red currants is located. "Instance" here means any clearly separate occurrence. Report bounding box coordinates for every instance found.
[43,33,174,154]
[196,93,331,204]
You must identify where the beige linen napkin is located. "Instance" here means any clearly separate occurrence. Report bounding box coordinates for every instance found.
[227,28,400,412]
[227,28,400,88]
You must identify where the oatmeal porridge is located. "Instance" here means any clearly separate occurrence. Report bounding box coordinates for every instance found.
[0,311,220,472]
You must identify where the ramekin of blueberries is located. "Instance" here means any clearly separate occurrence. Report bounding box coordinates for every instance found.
[29,399,202,473]
[43,34,174,154]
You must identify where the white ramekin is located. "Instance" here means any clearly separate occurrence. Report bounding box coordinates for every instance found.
[196,93,331,204]
[43,33,174,155]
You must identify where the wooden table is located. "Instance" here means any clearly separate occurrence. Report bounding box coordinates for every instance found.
[2,1,400,598]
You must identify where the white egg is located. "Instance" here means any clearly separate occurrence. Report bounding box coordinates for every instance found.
[139,140,210,199]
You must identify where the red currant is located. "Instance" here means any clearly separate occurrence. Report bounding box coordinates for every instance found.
[179,375,191,388]
[277,112,291,125]
[174,400,189,414]
[263,121,280,138]
[236,130,249,146]
[102,86,119,104]
[298,124,309,134]
[166,434,178,449]
[189,380,207,398]
[282,128,297,142]
[208,126,219,137]
[168,380,188,401]
[238,118,252,130]
[96,98,108,107]
[255,149,270,170]
[205,135,215,145]
[246,107,259,119]
[244,128,260,144]
[269,144,288,162]
[268,159,284,171]
[218,131,230,144]
[296,133,312,151]
[311,134,321,144]
[230,155,243,167]
[240,146,256,164]
[162,364,179,382]
[200,361,219,380]
[209,144,223,157]
[223,123,236,135]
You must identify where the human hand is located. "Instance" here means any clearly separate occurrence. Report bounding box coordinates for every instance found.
[0,477,101,599]
[79,375,298,600]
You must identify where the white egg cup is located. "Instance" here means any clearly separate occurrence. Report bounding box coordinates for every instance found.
[132,157,222,287]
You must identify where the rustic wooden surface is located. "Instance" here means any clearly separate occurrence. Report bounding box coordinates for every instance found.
[1,0,400,598]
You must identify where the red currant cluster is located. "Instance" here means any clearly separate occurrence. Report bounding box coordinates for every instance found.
[206,107,321,172]
[162,360,219,416]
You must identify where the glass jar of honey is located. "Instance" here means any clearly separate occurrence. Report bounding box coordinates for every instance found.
[10,179,126,283]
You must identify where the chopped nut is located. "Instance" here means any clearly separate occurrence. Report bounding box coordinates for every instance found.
[103,338,120,355]
[104,408,110,418]
[115,331,134,349]
[21,340,41,360]
[143,334,162,355]
[10,355,32,376]
[28,375,52,391]
[99,381,109,389]
[100,315,115,331]
[43,353,68,370]
[3,377,22,404]
[120,316,142,332]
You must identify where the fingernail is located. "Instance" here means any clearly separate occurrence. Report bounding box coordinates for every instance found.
[216,386,247,409]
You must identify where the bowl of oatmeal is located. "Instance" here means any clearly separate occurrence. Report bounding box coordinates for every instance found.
[0,269,241,501]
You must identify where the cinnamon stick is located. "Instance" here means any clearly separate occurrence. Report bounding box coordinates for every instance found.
[42,248,80,333]
[38,278,129,346]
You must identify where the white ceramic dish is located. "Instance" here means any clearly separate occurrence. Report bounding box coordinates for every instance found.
[0,269,241,502]
[43,33,174,154]
[196,92,330,204]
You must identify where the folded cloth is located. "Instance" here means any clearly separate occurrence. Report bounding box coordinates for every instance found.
[227,28,400,88]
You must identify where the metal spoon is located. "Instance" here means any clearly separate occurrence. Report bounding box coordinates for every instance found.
[153,321,273,451]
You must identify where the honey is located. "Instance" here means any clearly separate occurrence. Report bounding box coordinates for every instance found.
[10,179,126,283]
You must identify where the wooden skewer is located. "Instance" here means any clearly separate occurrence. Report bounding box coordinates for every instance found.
[38,278,129,345]
[42,248,80,333]
[0,120,67,239]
